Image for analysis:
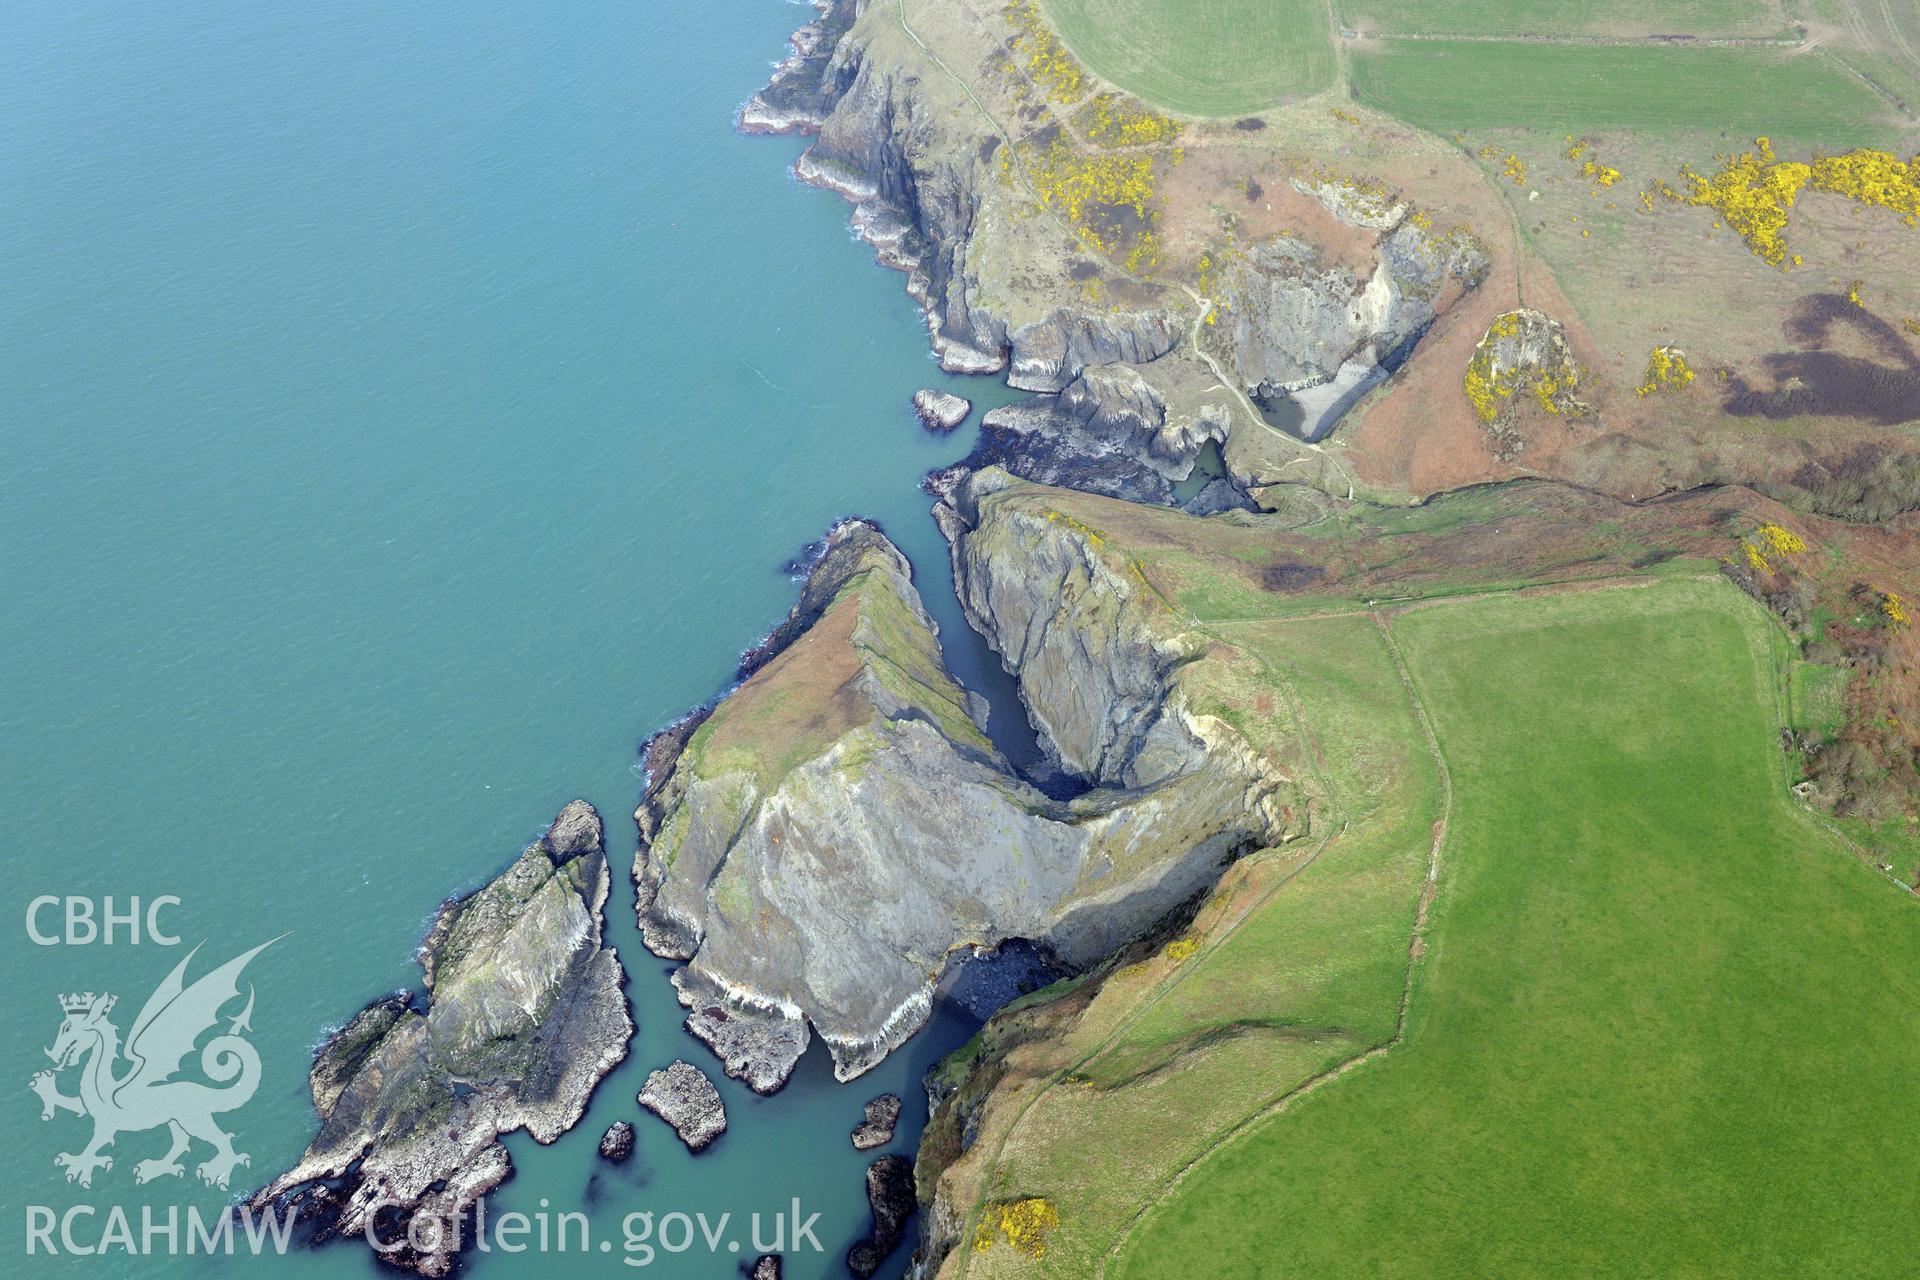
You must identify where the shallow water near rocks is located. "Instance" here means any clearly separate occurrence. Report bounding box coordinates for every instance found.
[0,1,1024,1275]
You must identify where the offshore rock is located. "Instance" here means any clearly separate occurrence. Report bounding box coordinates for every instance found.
[598,1121,635,1163]
[747,1255,783,1280]
[912,389,971,433]
[250,802,631,1276]
[638,1060,728,1153]
[636,512,1289,1092]
[851,1093,903,1150]
[846,1154,916,1279]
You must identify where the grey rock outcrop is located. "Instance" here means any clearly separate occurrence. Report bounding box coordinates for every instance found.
[637,1060,728,1152]
[912,389,971,432]
[748,1253,783,1280]
[250,802,631,1276]
[958,365,1241,507]
[1466,308,1591,460]
[598,1120,635,1163]
[851,1093,902,1150]
[635,510,1290,1093]
[1224,219,1485,411]
[847,1154,916,1278]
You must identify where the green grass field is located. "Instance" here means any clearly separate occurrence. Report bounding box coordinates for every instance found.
[1038,0,1336,116]
[1114,580,1920,1278]
[1341,0,1787,37]
[1351,40,1898,145]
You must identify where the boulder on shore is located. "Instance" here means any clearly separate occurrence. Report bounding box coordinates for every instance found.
[638,1060,728,1152]
[846,1154,916,1278]
[850,1094,901,1150]
[912,388,971,432]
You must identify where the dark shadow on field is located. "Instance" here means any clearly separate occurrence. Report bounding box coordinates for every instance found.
[1722,293,1920,424]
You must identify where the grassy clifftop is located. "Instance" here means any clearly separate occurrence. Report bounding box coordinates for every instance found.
[918,479,1919,1278]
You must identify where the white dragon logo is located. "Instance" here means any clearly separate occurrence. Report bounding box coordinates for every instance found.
[29,939,276,1190]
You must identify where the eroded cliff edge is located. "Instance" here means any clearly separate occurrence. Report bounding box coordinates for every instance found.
[740,0,1491,505]
[252,802,631,1276]
[633,513,1300,1093]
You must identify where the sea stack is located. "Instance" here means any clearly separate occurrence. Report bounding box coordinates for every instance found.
[851,1093,902,1150]
[638,1059,728,1152]
[912,388,971,432]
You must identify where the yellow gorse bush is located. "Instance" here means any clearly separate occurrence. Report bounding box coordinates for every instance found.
[1883,591,1911,626]
[1017,137,1158,259]
[1636,345,1695,397]
[1164,937,1199,961]
[974,1198,1061,1258]
[1757,523,1806,555]
[1464,311,1585,424]
[1666,137,1920,268]
[1076,92,1181,148]
[1005,0,1087,104]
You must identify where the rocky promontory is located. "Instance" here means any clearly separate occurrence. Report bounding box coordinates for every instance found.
[638,1059,728,1152]
[250,801,631,1275]
[633,508,1295,1093]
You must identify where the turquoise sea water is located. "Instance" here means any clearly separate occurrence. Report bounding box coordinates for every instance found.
[1,1,1022,1274]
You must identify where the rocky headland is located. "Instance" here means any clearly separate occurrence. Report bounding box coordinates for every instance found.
[250,801,630,1276]
[631,509,1296,1094]
[739,0,1492,505]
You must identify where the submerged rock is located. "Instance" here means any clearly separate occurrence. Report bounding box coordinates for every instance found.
[851,1093,902,1150]
[637,1059,728,1152]
[598,1121,635,1163]
[249,801,631,1276]
[912,389,971,432]
[846,1154,916,1278]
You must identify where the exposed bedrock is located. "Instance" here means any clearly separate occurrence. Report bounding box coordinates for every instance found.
[633,516,1289,1092]
[959,364,1243,508]
[912,388,971,433]
[638,1059,729,1152]
[847,1154,917,1278]
[250,802,632,1276]
[1224,213,1488,425]
[851,1093,903,1151]
[598,1120,636,1163]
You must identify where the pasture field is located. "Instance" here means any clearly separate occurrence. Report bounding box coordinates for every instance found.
[1350,40,1898,144]
[948,610,1442,1277]
[1342,0,1789,37]
[1113,579,1920,1278]
[1037,0,1336,115]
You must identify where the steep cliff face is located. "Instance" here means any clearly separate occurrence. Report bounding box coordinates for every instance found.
[737,0,1235,500]
[741,0,1499,500]
[633,518,1292,1093]
[252,803,630,1276]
